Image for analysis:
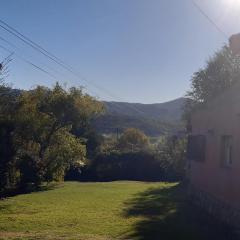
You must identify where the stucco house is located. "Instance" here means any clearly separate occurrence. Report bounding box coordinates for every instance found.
[188,80,240,226]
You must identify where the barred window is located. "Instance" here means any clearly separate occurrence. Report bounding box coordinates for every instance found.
[187,135,206,162]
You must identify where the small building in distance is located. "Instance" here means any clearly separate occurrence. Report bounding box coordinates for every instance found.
[188,80,240,226]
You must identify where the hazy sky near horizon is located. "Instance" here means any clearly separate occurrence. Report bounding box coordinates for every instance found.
[0,0,240,103]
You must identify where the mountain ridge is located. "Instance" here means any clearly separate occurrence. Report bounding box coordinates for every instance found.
[93,97,186,136]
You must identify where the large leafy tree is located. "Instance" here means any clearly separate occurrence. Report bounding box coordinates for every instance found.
[185,46,240,118]
[0,83,104,190]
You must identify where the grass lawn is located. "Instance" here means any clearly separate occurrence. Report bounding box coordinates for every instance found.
[0,181,235,240]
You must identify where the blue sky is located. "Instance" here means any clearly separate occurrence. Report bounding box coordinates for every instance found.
[0,0,240,103]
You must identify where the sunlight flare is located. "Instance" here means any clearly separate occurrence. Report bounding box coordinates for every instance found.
[222,0,240,8]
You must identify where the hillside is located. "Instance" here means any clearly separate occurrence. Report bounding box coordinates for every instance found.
[7,89,186,136]
[93,98,186,136]
[104,98,185,121]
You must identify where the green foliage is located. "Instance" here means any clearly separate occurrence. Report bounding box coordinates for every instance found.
[156,136,187,179]
[84,129,103,159]
[87,151,166,181]
[43,129,86,181]
[0,83,103,192]
[80,131,186,182]
[118,128,150,152]
[0,88,20,191]
[186,46,240,118]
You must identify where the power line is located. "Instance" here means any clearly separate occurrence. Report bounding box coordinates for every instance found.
[0,36,104,98]
[0,19,145,115]
[0,36,63,76]
[0,42,101,97]
[0,39,143,114]
[0,44,58,80]
[0,21,112,94]
[1,52,14,65]
[0,20,120,99]
[0,19,66,66]
[191,0,229,40]
[190,0,240,73]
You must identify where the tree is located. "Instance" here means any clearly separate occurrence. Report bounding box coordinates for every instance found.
[185,46,240,118]
[118,128,149,152]
[0,83,104,190]
[156,136,187,180]
[0,56,12,83]
[0,60,19,191]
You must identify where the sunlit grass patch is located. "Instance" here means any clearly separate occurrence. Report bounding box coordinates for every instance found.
[0,181,234,240]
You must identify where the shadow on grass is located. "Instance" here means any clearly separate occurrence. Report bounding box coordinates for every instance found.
[123,184,238,240]
[0,182,61,199]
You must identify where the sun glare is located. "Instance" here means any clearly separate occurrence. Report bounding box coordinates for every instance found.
[223,0,240,7]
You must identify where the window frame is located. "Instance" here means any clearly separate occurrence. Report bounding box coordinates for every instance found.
[187,134,206,162]
[220,135,233,168]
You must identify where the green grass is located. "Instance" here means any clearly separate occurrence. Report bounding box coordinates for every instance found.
[0,181,235,240]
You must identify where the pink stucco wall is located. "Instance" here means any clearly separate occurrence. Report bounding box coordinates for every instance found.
[190,85,240,209]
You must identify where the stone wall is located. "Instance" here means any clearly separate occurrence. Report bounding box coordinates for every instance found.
[189,185,240,231]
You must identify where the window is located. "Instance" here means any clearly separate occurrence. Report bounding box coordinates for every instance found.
[187,135,206,162]
[221,136,233,167]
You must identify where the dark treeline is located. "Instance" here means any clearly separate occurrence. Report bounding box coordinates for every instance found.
[66,128,186,182]
[66,151,183,182]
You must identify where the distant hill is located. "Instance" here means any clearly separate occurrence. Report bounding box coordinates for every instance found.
[93,98,186,136]
[7,88,186,136]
